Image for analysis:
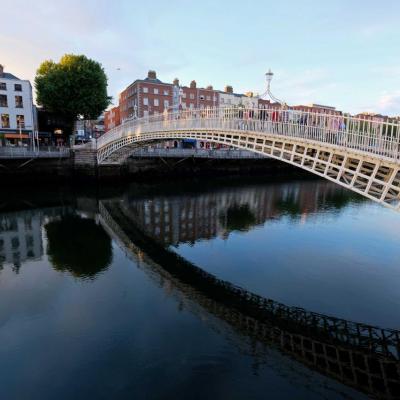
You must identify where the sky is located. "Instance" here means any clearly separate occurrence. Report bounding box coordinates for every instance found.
[1,0,400,115]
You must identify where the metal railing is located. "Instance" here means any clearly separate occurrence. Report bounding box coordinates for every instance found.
[0,146,70,159]
[97,107,400,162]
[130,147,265,159]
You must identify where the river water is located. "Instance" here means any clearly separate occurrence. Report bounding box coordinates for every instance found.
[0,177,399,400]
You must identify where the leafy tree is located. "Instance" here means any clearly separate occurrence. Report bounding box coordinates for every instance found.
[35,54,111,136]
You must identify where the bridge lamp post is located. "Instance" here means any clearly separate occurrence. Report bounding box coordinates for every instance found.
[264,69,286,108]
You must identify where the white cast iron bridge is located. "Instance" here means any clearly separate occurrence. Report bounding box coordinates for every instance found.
[95,107,400,210]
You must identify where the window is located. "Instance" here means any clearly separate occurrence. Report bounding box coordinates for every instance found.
[190,103,194,109]
[143,87,148,93]
[11,237,19,249]
[182,103,186,109]
[154,88,159,94]
[221,98,225,104]
[163,100,169,108]
[143,97,148,106]
[143,110,149,117]
[0,82,6,90]
[16,115,25,128]
[182,92,186,99]
[1,114,9,128]
[206,96,211,101]
[14,84,22,91]
[0,95,7,107]
[163,90,169,96]
[190,93,194,99]
[15,95,23,108]
[154,99,159,107]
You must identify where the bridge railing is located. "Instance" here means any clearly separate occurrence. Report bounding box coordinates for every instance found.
[97,107,400,162]
[130,147,265,159]
[0,146,70,159]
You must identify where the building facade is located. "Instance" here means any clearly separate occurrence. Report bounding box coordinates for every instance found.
[119,70,174,120]
[0,64,36,145]
[291,103,342,115]
[104,106,121,132]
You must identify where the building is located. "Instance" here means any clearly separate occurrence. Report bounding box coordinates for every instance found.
[117,70,221,122]
[119,70,174,120]
[0,64,36,145]
[104,106,121,132]
[180,80,219,110]
[354,112,388,122]
[219,86,245,108]
[36,107,71,146]
[291,103,342,115]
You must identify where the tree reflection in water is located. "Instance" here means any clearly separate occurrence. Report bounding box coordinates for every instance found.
[220,204,257,232]
[45,215,112,279]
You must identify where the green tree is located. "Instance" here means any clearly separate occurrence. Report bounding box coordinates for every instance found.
[35,54,111,136]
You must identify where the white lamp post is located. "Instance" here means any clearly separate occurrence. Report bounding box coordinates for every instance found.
[262,69,286,107]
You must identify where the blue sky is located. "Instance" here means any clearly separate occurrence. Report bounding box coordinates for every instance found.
[1,0,400,115]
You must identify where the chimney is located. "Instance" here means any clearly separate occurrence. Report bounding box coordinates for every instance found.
[0,64,3,77]
[147,70,157,80]
[173,78,179,86]
[206,85,213,90]
[190,80,197,89]
[225,85,233,94]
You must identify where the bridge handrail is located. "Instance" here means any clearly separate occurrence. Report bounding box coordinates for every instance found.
[97,107,400,162]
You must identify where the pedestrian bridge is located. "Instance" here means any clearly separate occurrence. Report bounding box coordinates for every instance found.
[95,107,400,210]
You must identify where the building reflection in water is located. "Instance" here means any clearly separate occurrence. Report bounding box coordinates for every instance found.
[0,210,44,273]
[0,207,112,280]
[125,180,364,247]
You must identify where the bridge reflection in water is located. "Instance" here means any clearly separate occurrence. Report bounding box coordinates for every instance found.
[96,183,400,400]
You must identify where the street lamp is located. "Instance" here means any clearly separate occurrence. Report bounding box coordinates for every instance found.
[262,69,286,106]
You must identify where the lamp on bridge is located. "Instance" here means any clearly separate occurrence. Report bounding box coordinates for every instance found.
[262,69,286,107]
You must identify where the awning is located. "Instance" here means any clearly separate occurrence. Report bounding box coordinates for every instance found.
[2,133,29,139]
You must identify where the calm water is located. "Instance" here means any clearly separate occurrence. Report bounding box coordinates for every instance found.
[1,177,400,400]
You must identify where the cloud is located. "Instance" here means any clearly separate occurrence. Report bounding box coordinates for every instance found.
[376,91,400,115]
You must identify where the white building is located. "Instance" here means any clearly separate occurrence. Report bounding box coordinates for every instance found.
[218,86,258,109]
[0,64,35,145]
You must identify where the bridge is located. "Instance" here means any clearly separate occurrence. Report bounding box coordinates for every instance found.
[90,107,400,210]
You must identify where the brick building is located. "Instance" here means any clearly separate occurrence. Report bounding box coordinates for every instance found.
[180,81,219,110]
[119,70,174,120]
[104,106,120,132]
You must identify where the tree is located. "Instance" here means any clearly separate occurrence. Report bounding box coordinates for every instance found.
[35,54,111,136]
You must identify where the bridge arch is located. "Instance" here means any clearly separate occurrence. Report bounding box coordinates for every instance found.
[95,107,400,210]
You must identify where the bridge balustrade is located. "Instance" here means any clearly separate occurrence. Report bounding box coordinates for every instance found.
[97,107,400,162]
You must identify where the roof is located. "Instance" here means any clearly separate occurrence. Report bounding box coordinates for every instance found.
[143,77,164,84]
[1,72,20,80]
[125,77,171,90]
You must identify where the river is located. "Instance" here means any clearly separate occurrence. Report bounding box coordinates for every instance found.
[0,177,399,399]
